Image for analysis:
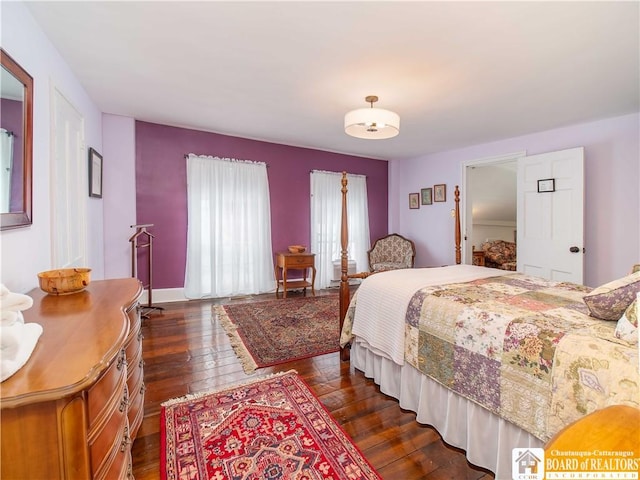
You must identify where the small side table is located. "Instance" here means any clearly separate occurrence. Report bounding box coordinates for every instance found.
[472,246,486,266]
[275,252,316,298]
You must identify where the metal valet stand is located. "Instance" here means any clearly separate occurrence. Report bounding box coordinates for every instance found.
[129,224,164,318]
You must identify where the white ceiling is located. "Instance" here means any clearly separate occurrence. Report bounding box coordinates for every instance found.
[26,1,640,161]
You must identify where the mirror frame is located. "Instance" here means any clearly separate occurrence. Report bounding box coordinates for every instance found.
[0,48,33,230]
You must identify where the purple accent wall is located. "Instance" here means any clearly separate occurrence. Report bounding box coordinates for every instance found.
[135,121,388,289]
[1,98,24,211]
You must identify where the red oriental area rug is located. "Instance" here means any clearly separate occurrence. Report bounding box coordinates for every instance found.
[160,370,381,480]
[214,295,340,374]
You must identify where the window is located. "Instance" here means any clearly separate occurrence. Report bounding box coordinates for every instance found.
[184,155,274,298]
[310,171,370,288]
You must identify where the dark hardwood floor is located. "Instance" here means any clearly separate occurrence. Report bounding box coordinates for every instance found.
[131,288,495,480]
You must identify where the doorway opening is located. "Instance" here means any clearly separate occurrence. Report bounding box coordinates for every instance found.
[461,152,524,264]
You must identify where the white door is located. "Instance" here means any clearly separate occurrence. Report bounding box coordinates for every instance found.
[517,147,584,283]
[51,88,87,268]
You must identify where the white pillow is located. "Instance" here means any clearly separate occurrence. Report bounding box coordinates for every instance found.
[614,293,638,345]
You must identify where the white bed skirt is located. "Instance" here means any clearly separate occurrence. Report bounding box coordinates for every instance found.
[351,340,543,480]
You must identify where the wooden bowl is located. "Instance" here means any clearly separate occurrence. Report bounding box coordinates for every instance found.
[38,268,92,295]
[288,245,306,254]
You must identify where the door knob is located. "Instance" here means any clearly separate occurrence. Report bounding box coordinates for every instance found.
[569,246,580,253]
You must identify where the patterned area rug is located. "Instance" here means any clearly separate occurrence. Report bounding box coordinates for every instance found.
[215,295,340,373]
[161,370,381,480]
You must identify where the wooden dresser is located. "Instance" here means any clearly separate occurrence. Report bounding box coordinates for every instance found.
[0,278,144,479]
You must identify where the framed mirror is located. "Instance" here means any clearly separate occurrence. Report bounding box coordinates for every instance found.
[1,49,33,230]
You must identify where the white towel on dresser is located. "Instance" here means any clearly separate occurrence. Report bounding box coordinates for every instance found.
[351,264,507,365]
[0,283,42,382]
[0,284,33,313]
[1,322,43,381]
[1,310,22,326]
[1,320,24,359]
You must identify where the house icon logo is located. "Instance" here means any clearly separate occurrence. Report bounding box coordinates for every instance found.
[512,448,545,480]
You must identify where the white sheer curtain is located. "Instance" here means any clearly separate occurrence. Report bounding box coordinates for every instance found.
[184,155,274,298]
[0,129,14,212]
[310,171,370,289]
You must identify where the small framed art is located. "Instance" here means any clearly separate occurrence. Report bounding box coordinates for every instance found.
[421,187,432,205]
[537,178,555,193]
[409,193,420,209]
[434,184,446,202]
[88,147,103,198]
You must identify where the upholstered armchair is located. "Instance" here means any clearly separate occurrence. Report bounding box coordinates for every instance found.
[477,240,517,271]
[368,234,416,272]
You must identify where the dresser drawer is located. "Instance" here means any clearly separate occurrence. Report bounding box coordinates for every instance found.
[125,301,144,441]
[88,350,127,428]
[126,353,144,430]
[126,343,143,384]
[125,328,141,361]
[286,255,314,268]
[99,445,131,480]
[127,385,145,440]
[127,303,141,332]
[89,388,129,478]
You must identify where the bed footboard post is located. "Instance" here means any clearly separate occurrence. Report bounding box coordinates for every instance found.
[455,185,461,265]
[339,172,351,361]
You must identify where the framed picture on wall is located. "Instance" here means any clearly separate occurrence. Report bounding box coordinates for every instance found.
[409,193,420,209]
[88,148,103,198]
[537,178,555,193]
[434,184,446,202]
[421,187,432,205]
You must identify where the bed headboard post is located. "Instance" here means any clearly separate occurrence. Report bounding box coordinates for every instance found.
[339,172,350,337]
[455,185,461,264]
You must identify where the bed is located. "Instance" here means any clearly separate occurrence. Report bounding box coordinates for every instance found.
[336,173,639,479]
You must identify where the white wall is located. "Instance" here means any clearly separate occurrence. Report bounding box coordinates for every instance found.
[389,113,640,287]
[102,114,137,279]
[0,2,103,293]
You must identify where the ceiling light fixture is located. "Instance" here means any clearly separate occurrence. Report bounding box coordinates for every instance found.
[344,95,400,140]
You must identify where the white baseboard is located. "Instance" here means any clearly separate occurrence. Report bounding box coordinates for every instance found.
[140,286,278,304]
[140,287,187,304]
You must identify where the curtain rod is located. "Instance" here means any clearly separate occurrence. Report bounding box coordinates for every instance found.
[184,153,269,166]
[310,169,366,178]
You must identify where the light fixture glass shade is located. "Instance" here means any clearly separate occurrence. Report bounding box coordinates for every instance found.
[344,106,400,139]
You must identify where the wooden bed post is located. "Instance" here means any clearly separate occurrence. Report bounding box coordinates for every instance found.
[455,185,461,264]
[339,172,351,361]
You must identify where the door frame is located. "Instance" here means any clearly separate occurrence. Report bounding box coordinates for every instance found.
[460,150,525,264]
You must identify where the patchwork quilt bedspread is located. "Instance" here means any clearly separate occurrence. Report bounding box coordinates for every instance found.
[343,272,639,441]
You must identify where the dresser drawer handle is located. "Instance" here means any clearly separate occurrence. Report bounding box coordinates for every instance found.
[119,392,130,413]
[117,351,127,371]
[120,427,131,452]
